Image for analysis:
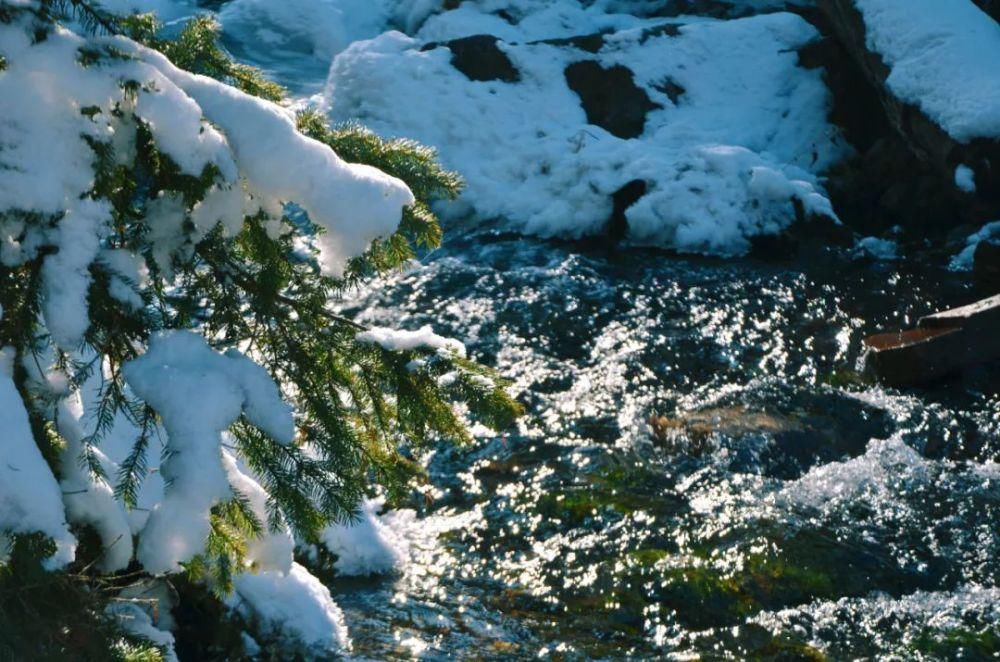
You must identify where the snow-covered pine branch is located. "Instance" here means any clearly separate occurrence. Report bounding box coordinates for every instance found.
[0,2,520,657]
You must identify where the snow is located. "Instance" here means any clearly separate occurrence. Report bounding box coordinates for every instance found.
[57,391,135,572]
[220,0,396,61]
[950,220,1000,271]
[123,331,294,574]
[955,164,977,193]
[0,348,76,569]
[222,448,295,573]
[123,39,416,277]
[325,12,848,255]
[855,236,898,260]
[98,248,149,311]
[356,324,466,357]
[107,601,179,662]
[41,199,110,349]
[854,0,1000,143]
[230,562,349,653]
[0,10,416,362]
[317,498,412,576]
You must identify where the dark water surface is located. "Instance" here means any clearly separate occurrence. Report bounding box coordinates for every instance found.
[329,228,1000,660]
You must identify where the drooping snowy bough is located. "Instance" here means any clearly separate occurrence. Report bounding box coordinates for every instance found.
[0,1,519,656]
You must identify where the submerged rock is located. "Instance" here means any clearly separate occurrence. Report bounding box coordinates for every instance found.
[650,391,890,479]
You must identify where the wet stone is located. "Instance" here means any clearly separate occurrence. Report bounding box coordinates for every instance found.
[650,390,890,479]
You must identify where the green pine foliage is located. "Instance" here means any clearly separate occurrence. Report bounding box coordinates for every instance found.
[0,533,167,661]
[0,0,522,655]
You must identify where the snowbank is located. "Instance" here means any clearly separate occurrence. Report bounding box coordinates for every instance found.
[853,0,1000,143]
[325,12,848,255]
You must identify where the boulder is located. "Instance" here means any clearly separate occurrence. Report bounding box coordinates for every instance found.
[649,394,889,479]
[430,34,520,82]
[563,61,661,139]
[816,0,1000,235]
[973,240,1000,291]
[863,294,1000,387]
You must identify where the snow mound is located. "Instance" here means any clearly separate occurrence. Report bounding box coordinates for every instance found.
[854,0,1000,143]
[318,498,415,576]
[325,12,848,255]
[230,562,350,654]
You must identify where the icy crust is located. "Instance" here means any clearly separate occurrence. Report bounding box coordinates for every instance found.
[854,0,1000,143]
[325,12,848,256]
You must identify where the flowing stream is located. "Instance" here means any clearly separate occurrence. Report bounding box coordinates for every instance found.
[328,228,1000,659]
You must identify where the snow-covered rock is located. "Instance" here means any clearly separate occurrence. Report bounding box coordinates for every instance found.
[229,562,350,654]
[325,11,849,256]
[818,0,1000,234]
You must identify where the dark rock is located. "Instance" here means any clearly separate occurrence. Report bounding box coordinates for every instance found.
[748,207,854,261]
[437,35,520,83]
[863,294,1000,387]
[797,18,973,238]
[648,0,757,19]
[654,78,686,104]
[608,179,647,242]
[531,33,607,54]
[973,240,1000,292]
[972,0,1000,22]
[564,61,660,139]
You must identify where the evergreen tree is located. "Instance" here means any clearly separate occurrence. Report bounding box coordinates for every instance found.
[0,1,520,657]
